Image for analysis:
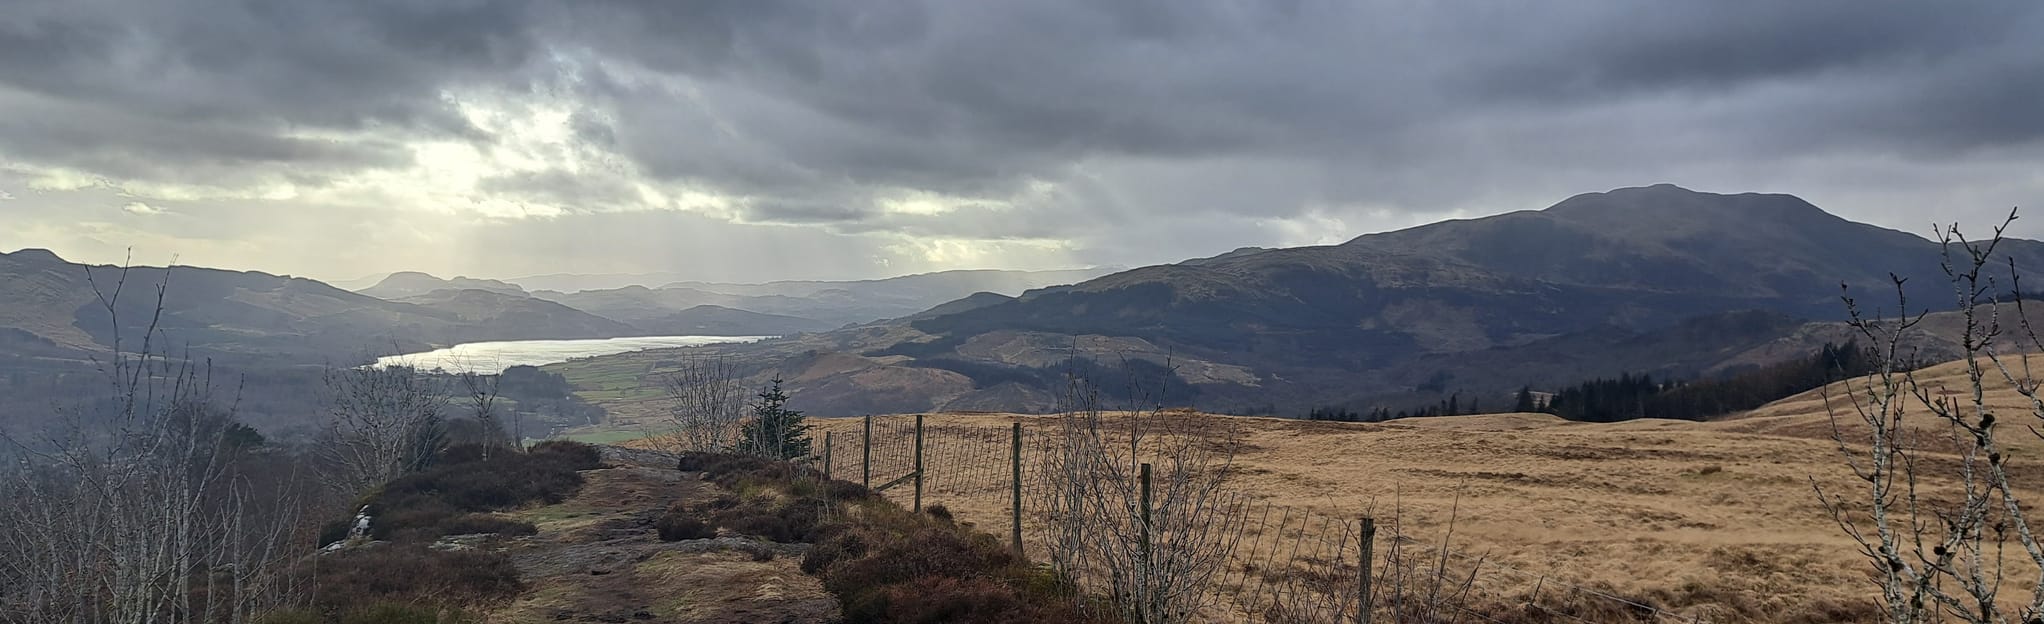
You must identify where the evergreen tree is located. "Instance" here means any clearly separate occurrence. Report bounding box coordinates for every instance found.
[1513,386,1536,413]
[736,377,811,460]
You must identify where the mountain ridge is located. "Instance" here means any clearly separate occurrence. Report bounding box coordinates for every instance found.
[641,185,2044,415]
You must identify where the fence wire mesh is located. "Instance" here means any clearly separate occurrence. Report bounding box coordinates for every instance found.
[807,414,1704,624]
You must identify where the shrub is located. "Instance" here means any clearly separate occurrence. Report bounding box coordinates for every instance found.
[252,610,322,624]
[809,507,1105,624]
[357,445,592,542]
[801,530,869,574]
[671,452,1106,624]
[654,505,715,541]
[436,514,537,537]
[869,577,1037,624]
[310,545,522,615]
[711,498,823,543]
[528,440,604,470]
[339,602,473,624]
[318,517,355,547]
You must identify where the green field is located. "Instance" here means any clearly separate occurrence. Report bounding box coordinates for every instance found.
[546,352,671,402]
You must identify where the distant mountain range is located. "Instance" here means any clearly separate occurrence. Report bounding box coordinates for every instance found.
[532,269,1111,330]
[654,185,2044,415]
[0,249,631,364]
[0,254,1109,366]
[362,272,529,299]
[6,184,2038,420]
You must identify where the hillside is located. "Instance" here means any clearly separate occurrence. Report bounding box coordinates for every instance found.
[395,289,639,342]
[359,271,529,299]
[786,389,2044,623]
[536,268,1111,330]
[597,185,2044,416]
[626,304,835,336]
[0,249,632,363]
[662,268,1109,301]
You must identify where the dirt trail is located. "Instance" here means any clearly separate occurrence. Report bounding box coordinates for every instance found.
[481,457,840,624]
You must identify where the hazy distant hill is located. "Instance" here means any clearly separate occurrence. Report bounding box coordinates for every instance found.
[499,272,698,293]
[648,185,2044,415]
[536,268,1112,329]
[0,249,636,363]
[360,272,528,299]
[395,289,637,340]
[627,305,835,336]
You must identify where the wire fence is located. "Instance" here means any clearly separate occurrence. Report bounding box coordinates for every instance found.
[807,414,1710,624]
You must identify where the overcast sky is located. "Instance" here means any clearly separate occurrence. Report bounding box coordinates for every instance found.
[1,1,2041,283]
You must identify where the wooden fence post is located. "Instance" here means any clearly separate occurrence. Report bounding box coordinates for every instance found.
[1357,517,1376,624]
[1011,421,1023,557]
[862,415,872,489]
[823,431,833,479]
[913,413,925,513]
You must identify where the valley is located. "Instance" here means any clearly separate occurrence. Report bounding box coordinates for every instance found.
[4,184,2041,623]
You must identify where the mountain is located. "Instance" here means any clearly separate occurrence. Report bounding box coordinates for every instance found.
[395,289,637,341]
[361,272,528,299]
[0,250,636,364]
[646,185,2044,416]
[499,272,698,293]
[536,268,1112,329]
[901,292,1015,322]
[627,305,835,336]
[659,268,1109,300]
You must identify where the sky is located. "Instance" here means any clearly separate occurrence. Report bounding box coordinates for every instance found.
[1,1,2041,284]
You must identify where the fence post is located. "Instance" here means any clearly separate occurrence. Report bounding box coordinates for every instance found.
[1357,517,1376,624]
[862,415,872,489]
[823,431,833,479]
[1011,421,1023,557]
[913,414,925,513]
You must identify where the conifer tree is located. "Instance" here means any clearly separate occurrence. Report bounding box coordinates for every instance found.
[736,376,811,460]
[1514,386,1537,413]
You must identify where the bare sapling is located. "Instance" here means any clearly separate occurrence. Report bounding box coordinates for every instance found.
[1033,356,1244,624]
[319,359,450,495]
[456,368,507,457]
[1816,208,2044,623]
[0,258,311,624]
[659,355,748,454]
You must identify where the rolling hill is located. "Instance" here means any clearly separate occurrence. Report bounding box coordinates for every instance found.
[535,268,1112,330]
[359,272,529,299]
[0,249,642,364]
[625,304,834,336]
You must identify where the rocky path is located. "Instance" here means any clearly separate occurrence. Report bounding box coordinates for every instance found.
[481,456,840,624]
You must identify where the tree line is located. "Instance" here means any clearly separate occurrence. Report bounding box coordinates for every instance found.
[1306,341,1875,424]
[1538,341,1873,422]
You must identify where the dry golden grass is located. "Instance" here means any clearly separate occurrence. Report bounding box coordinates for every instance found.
[807,413,1877,622]
[596,354,2044,622]
[791,358,2044,624]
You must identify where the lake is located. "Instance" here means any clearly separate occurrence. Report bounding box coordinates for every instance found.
[374,335,772,374]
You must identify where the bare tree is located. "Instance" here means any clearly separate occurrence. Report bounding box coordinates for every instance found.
[0,259,312,624]
[319,361,449,495]
[1033,358,1244,624]
[660,355,747,454]
[1817,209,2044,623]
[456,369,507,457]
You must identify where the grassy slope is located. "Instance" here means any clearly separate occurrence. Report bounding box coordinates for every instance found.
[793,358,2044,623]
[578,351,2044,621]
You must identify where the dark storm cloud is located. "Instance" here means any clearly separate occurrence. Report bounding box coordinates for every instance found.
[2,0,2042,277]
[0,0,538,180]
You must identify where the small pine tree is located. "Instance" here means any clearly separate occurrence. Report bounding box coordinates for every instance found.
[736,377,811,460]
[1514,386,1536,413]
